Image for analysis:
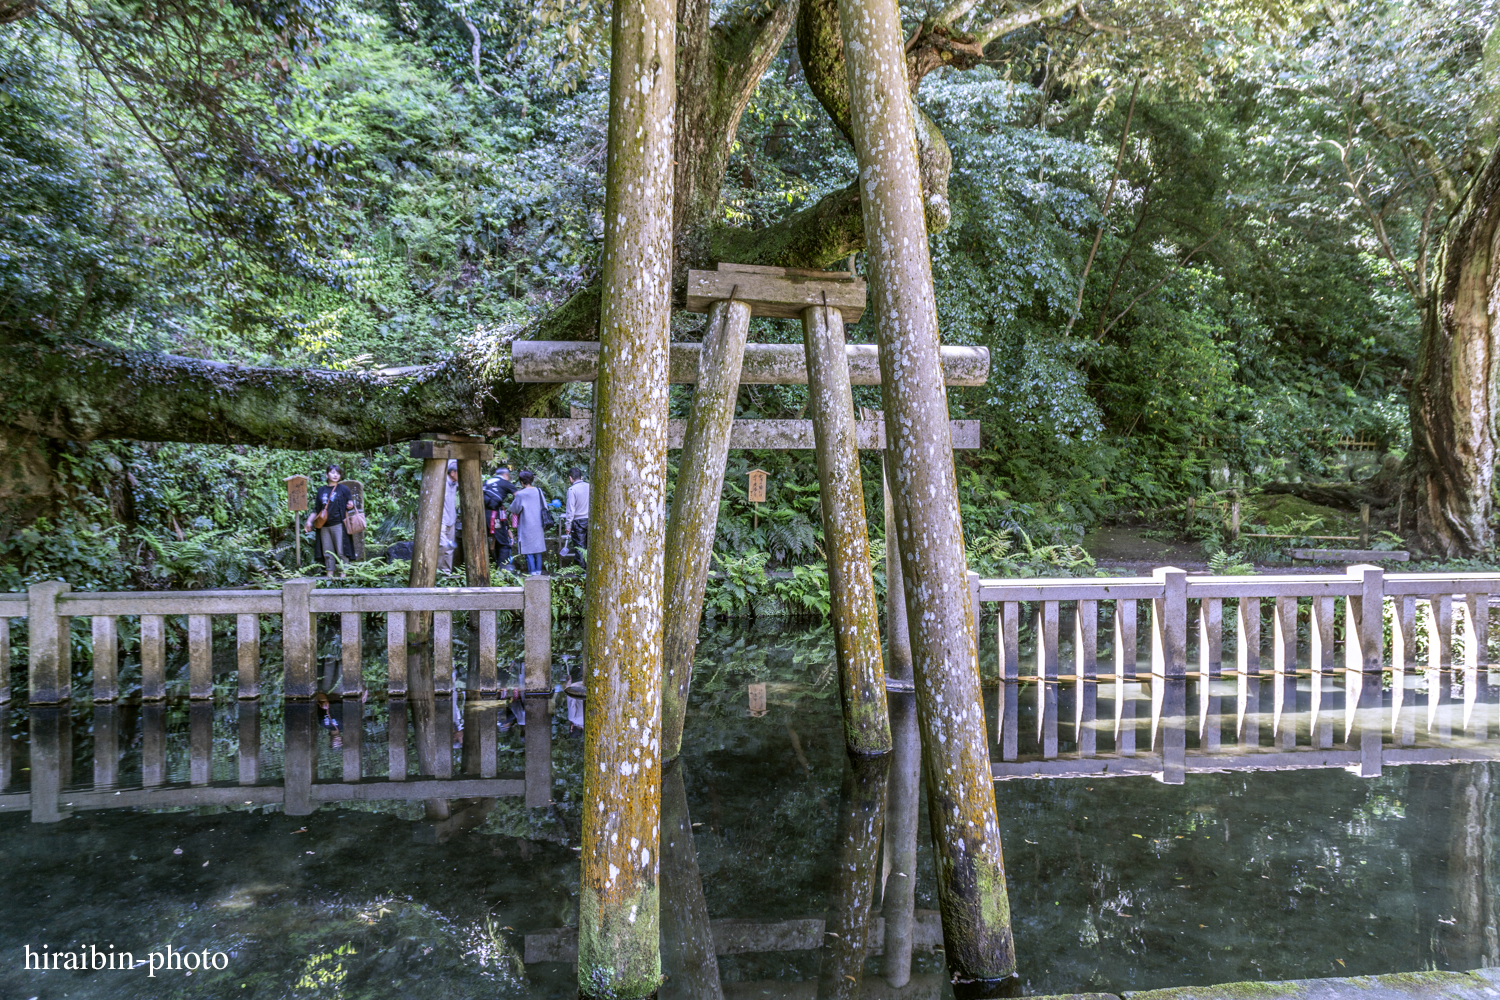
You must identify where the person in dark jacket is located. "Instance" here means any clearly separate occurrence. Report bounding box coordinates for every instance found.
[484,465,518,569]
[307,464,355,578]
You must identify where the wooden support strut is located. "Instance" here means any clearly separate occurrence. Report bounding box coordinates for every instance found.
[660,297,753,762]
[803,298,891,756]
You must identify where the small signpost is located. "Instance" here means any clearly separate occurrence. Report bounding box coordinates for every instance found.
[285,475,309,569]
[748,469,766,528]
[747,682,767,717]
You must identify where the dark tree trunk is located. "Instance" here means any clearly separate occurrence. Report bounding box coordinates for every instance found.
[1409,138,1500,556]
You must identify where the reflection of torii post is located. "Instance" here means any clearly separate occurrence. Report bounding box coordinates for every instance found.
[515,282,987,760]
[404,433,493,819]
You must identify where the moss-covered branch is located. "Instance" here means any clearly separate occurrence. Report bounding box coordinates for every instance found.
[0,336,557,448]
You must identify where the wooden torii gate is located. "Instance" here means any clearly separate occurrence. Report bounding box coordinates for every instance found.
[515,261,989,759]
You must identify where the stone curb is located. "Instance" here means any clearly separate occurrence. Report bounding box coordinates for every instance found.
[1024,967,1500,1000]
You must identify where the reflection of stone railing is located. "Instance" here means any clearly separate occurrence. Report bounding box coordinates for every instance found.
[969,566,1500,783]
[1,578,554,821]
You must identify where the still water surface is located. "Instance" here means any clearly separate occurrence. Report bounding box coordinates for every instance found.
[0,619,1494,998]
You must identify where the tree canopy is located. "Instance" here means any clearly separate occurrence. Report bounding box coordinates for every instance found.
[3,0,1499,579]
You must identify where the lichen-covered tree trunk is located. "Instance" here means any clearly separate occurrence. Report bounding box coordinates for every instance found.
[803,303,890,755]
[835,0,1015,988]
[661,299,752,762]
[576,0,675,987]
[1409,137,1500,557]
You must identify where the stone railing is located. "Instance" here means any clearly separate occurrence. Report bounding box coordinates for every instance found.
[2,576,550,703]
[970,565,1500,783]
[0,577,553,821]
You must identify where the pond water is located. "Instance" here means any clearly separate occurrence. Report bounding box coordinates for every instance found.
[0,619,1495,999]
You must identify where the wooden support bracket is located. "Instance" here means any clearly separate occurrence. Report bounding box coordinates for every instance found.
[686,263,867,322]
[409,438,494,462]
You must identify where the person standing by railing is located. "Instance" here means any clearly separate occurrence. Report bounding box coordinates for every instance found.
[438,459,459,572]
[509,470,550,575]
[307,464,353,578]
[565,466,590,569]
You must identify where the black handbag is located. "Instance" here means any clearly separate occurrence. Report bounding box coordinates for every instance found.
[540,491,556,530]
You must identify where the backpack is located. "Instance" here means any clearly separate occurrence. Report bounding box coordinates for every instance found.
[483,478,506,510]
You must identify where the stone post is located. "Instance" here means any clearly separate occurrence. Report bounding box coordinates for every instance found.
[661,298,753,761]
[803,303,890,755]
[26,581,70,705]
[577,0,674,987]
[836,0,1016,986]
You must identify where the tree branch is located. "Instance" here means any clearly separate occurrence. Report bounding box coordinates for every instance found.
[0,336,557,448]
[459,14,503,99]
[1325,138,1424,305]
[1094,228,1222,342]
[972,0,1080,47]
[1067,77,1138,333]
[1356,93,1462,214]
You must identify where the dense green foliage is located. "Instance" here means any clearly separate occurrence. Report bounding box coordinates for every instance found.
[3,0,1497,595]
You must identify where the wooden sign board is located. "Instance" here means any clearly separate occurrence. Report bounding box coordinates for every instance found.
[748,682,767,717]
[285,475,309,512]
[748,470,768,503]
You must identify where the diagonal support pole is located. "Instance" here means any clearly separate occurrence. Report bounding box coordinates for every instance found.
[803,301,891,755]
[661,298,753,762]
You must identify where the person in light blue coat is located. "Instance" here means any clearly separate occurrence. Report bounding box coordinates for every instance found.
[508,470,549,575]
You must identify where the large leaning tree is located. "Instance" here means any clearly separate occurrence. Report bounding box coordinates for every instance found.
[0,0,1287,455]
[1409,133,1500,557]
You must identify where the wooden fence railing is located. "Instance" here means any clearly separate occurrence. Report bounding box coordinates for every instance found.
[1,577,550,703]
[1,577,553,820]
[970,566,1500,783]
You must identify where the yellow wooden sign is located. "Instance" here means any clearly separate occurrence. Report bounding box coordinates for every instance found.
[747,469,767,504]
[747,682,767,717]
[285,475,309,512]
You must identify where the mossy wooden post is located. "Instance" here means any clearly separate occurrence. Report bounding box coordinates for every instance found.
[408,454,449,817]
[661,297,752,762]
[836,0,1015,987]
[882,452,912,677]
[804,303,890,755]
[458,450,492,774]
[578,0,674,987]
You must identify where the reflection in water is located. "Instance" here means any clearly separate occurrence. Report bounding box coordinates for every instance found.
[2,621,1499,998]
[661,757,724,1000]
[817,753,889,999]
[1444,763,1498,969]
[882,690,921,988]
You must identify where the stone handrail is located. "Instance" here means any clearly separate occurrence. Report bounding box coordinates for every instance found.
[967,565,1500,785]
[2,577,549,705]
